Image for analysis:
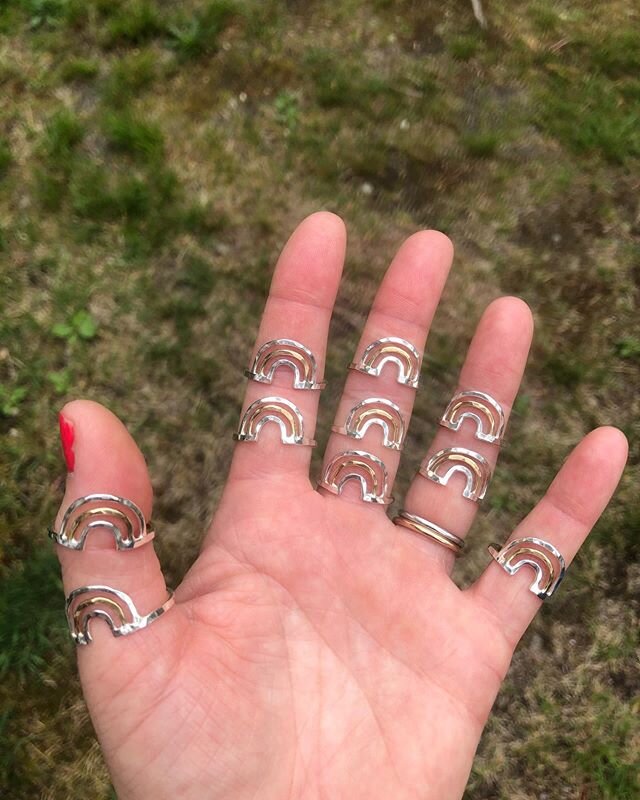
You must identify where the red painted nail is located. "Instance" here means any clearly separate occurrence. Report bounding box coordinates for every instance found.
[58,412,75,472]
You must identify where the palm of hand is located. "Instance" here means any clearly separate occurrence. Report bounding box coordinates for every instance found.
[87,477,503,800]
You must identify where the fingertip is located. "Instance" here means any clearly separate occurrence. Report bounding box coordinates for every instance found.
[55,400,152,521]
[585,426,629,469]
[401,229,454,265]
[484,296,534,331]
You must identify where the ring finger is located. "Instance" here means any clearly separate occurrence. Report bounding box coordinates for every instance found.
[399,296,533,569]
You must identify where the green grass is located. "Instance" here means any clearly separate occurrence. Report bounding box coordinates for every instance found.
[0,550,65,679]
[102,111,164,161]
[0,139,11,176]
[0,0,638,797]
[168,0,239,60]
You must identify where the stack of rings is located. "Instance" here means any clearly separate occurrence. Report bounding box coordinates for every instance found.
[49,494,175,645]
[317,337,420,504]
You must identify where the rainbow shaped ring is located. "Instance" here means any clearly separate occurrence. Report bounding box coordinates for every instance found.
[420,446,492,502]
[318,449,393,505]
[439,389,506,444]
[488,537,566,599]
[49,494,155,551]
[332,398,406,450]
[66,585,175,646]
[245,339,326,390]
[349,337,421,388]
[233,396,316,446]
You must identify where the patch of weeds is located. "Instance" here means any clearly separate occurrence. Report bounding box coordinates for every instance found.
[572,697,639,799]
[34,108,84,210]
[544,353,590,388]
[168,0,239,61]
[461,131,499,158]
[102,50,156,106]
[0,139,11,177]
[69,159,194,254]
[304,48,392,113]
[448,34,482,61]
[102,111,164,162]
[527,2,560,34]
[539,74,640,164]
[59,57,99,82]
[588,29,640,79]
[104,0,163,47]
[0,549,65,679]
[39,107,84,159]
[24,0,69,30]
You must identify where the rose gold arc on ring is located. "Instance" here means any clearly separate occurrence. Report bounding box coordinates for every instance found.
[488,537,566,599]
[439,389,506,444]
[234,396,316,446]
[245,339,325,390]
[318,449,393,505]
[420,446,492,502]
[332,398,406,450]
[349,337,421,388]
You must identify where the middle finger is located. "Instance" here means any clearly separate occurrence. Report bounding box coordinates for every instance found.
[319,230,453,508]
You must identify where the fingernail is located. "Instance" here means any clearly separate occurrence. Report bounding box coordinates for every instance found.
[58,412,75,472]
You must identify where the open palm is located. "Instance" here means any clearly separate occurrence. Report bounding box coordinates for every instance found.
[53,213,627,800]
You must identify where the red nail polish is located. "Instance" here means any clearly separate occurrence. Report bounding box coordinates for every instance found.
[58,412,75,472]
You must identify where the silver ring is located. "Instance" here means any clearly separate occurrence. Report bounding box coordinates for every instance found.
[419,446,492,502]
[332,398,406,450]
[440,389,506,444]
[66,585,175,645]
[488,537,566,600]
[233,396,316,446]
[393,510,464,555]
[318,449,393,505]
[348,337,421,388]
[49,494,155,551]
[245,339,326,389]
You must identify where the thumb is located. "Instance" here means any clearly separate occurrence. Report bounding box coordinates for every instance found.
[52,400,177,692]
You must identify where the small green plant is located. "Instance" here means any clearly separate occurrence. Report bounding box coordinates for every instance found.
[274,91,300,132]
[46,368,73,394]
[615,338,640,360]
[51,309,98,342]
[25,0,69,29]
[0,385,28,417]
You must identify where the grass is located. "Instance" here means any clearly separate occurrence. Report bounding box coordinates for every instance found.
[0,0,638,797]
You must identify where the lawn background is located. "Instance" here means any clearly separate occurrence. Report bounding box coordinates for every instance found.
[0,1,638,797]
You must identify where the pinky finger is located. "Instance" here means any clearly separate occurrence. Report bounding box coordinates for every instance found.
[468,427,628,648]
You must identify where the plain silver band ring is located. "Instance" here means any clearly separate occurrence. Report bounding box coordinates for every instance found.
[393,510,464,555]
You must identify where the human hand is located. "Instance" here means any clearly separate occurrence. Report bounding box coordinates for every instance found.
[52,213,627,799]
